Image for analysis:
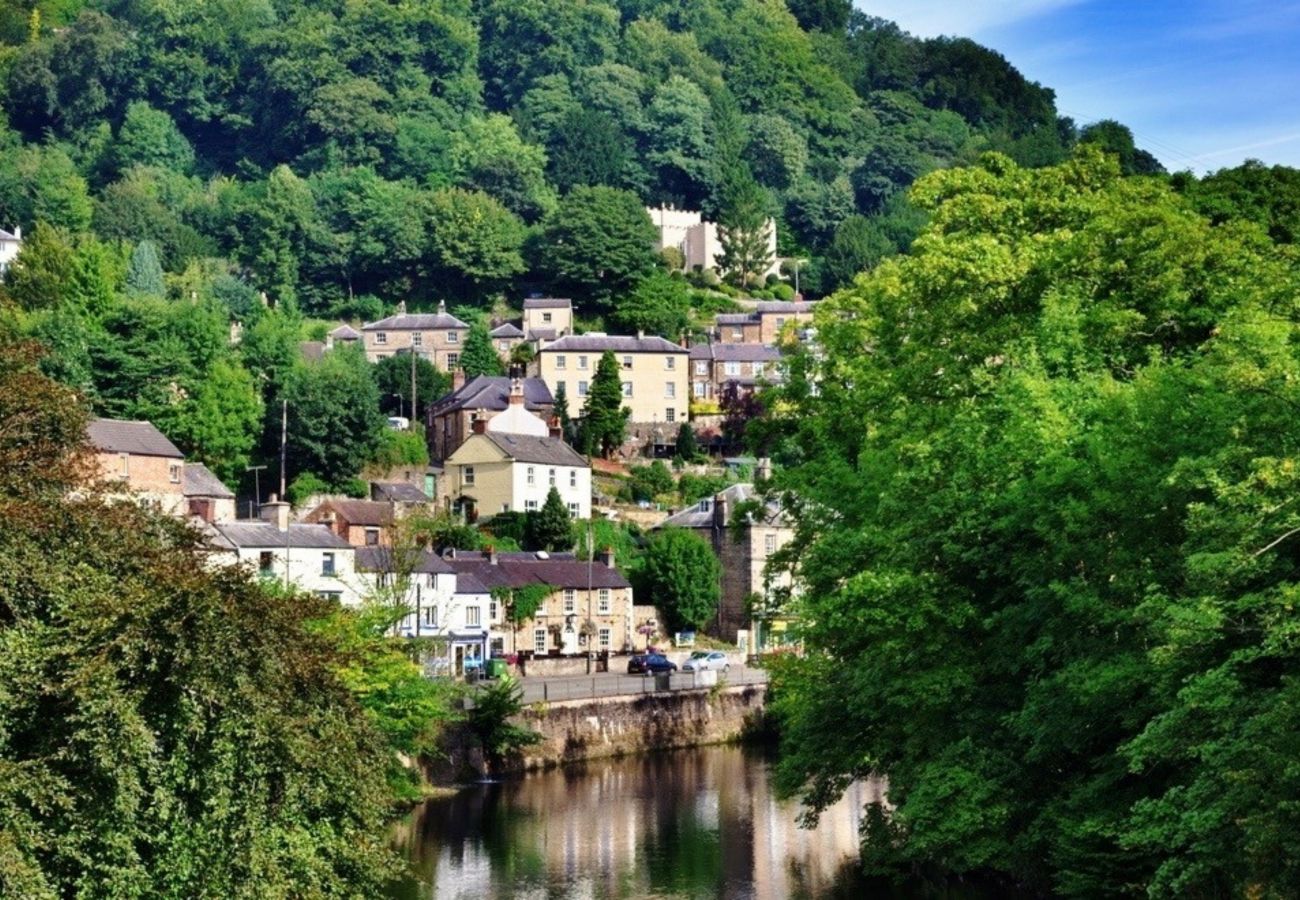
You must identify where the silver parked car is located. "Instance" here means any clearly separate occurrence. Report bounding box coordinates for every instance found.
[681,650,730,673]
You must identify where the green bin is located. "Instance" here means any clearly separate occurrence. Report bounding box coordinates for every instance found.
[486,658,508,679]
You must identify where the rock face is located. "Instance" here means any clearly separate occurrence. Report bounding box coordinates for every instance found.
[516,684,768,771]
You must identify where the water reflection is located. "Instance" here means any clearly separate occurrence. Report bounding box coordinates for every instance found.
[389,746,887,900]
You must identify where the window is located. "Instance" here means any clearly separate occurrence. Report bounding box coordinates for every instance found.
[467,606,481,626]
[412,332,423,347]
[664,382,676,399]
[695,360,708,375]
[564,589,576,613]
[463,466,475,486]
[556,380,566,394]
[169,462,182,483]
[693,382,706,398]
[556,355,567,370]
[578,381,589,396]
[525,499,539,511]
[765,533,777,554]
[598,627,611,650]
[489,601,498,621]
[534,628,548,653]
[446,352,459,368]
[364,528,379,546]
[499,341,509,351]
[447,331,459,343]
[118,453,130,478]
[423,606,437,627]
[316,590,342,602]
[542,311,552,323]
[621,381,633,397]
[666,408,676,422]
[258,551,274,574]
[502,503,510,513]
[775,317,786,328]
[622,356,633,370]
[568,502,580,516]
[321,552,336,576]
[598,589,610,614]
[376,332,388,345]
[569,470,577,488]
[549,468,556,486]
[724,361,740,376]
[731,327,743,340]
[578,355,589,370]
[527,466,535,485]
[665,356,676,370]
[754,363,766,378]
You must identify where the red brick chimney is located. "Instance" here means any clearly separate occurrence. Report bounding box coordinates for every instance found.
[452,368,466,391]
[548,416,563,439]
[509,375,525,406]
[472,417,487,435]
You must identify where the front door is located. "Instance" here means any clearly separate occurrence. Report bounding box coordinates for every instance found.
[561,624,579,655]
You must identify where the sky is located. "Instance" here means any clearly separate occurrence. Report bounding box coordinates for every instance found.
[856,0,1300,173]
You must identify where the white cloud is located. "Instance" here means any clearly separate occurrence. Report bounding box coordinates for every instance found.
[854,0,1086,39]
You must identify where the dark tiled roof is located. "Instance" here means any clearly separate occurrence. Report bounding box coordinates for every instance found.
[214,522,352,549]
[753,301,818,314]
[689,343,782,362]
[489,322,525,338]
[541,334,687,354]
[371,482,429,503]
[355,546,453,574]
[445,554,630,590]
[316,500,395,526]
[430,376,553,415]
[329,323,361,339]
[528,328,558,340]
[183,462,235,498]
[87,419,184,458]
[714,313,755,325]
[484,432,587,467]
[523,297,572,310]
[363,312,469,331]
[455,572,491,594]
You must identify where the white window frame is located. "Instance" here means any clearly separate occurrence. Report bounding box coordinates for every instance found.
[568,502,580,516]
[621,381,633,397]
[534,628,548,653]
[423,605,437,627]
[527,466,535,485]
[665,356,676,370]
[321,552,336,576]
[467,606,481,626]
[664,382,676,399]
[578,381,589,396]
[724,361,741,377]
[542,311,553,323]
[569,470,577,488]
[666,408,676,422]
[412,332,423,347]
[525,499,539,511]
[549,468,556,486]
[447,352,459,368]
[564,589,576,614]
[447,331,459,344]
[169,462,182,483]
[118,452,130,478]
[376,332,388,345]
[578,355,589,370]
[556,355,567,370]
[463,466,475,486]
[623,356,633,370]
[598,588,610,614]
[695,360,708,375]
[598,627,611,650]
[765,533,777,554]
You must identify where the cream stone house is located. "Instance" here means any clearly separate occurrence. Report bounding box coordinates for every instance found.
[443,427,591,521]
[522,297,573,343]
[361,300,469,371]
[537,334,689,425]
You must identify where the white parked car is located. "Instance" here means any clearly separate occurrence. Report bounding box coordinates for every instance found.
[681,650,730,673]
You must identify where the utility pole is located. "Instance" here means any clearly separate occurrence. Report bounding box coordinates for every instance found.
[246,464,266,520]
[279,398,287,499]
[586,518,594,674]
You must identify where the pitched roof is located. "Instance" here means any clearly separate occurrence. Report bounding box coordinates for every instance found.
[184,462,235,499]
[484,432,587,467]
[689,343,782,362]
[527,328,558,341]
[87,418,184,458]
[541,334,687,354]
[213,522,352,549]
[0,228,20,242]
[299,340,326,362]
[316,499,395,526]
[714,313,755,325]
[371,482,429,503]
[658,483,787,529]
[523,297,572,310]
[445,552,630,590]
[430,376,553,415]
[362,312,469,331]
[355,546,453,574]
[329,323,361,339]
[489,322,525,338]
[753,301,818,314]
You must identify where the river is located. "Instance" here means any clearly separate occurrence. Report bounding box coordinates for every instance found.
[389,746,999,899]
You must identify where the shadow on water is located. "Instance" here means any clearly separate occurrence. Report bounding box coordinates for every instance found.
[388,746,1021,900]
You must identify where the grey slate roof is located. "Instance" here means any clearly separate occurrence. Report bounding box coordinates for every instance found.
[214,522,352,549]
[689,343,782,362]
[184,463,235,499]
[484,432,587,467]
[445,552,630,590]
[541,334,687,354]
[87,418,184,458]
[489,322,525,338]
[528,327,558,340]
[329,323,361,339]
[522,297,572,310]
[753,301,818,314]
[371,482,429,503]
[659,483,785,529]
[363,312,469,331]
[714,313,755,325]
[315,499,395,526]
[0,228,19,241]
[355,546,454,575]
[430,376,553,415]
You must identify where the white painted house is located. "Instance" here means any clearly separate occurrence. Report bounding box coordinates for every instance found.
[444,429,591,521]
[0,226,21,277]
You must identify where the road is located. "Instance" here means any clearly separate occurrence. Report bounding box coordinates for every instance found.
[507,664,768,704]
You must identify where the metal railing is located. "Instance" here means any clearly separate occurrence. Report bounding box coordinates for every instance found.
[510,667,769,705]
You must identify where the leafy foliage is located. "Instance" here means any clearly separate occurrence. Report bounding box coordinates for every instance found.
[636,527,722,632]
[578,350,630,458]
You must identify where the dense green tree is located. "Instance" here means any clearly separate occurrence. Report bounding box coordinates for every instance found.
[169,359,264,485]
[531,486,574,552]
[645,75,714,208]
[553,381,575,445]
[457,320,505,378]
[1079,119,1166,176]
[372,351,448,421]
[611,270,692,339]
[547,107,630,191]
[628,460,675,503]
[636,527,722,632]
[540,186,657,311]
[446,115,555,222]
[674,422,701,463]
[114,101,195,175]
[125,239,164,297]
[1178,159,1300,244]
[578,350,629,458]
[277,346,385,486]
[0,144,93,231]
[716,166,775,287]
[786,0,853,32]
[767,149,1300,895]
[425,188,526,300]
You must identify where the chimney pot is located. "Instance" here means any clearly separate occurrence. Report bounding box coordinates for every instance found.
[598,546,615,568]
[487,545,498,565]
[260,496,291,532]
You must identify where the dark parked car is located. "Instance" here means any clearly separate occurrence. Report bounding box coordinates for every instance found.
[627,653,677,675]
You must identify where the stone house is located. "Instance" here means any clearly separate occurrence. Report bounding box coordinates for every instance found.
[657,480,794,644]
[426,373,554,462]
[444,549,633,658]
[647,206,780,279]
[302,498,398,547]
[714,313,762,344]
[361,300,469,371]
[184,462,237,523]
[715,301,818,344]
[87,418,187,516]
[522,297,573,344]
[689,342,782,401]
[537,334,689,426]
[489,321,526,358]
[443,427,591,521]
[211,501,361,605]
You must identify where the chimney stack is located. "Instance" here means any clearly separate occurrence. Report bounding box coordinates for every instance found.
[508,375,524,406]
[756,457,772,482]
[13,225,20,240]
[325,332,335,350]
[548,416,563,440]
[636,329,644,340]
[597,546,615,568]
[260,494,291,531]
[452,368,466,391]
[487,545,498,565]
[472,417,487,435]
[437,299,447,314]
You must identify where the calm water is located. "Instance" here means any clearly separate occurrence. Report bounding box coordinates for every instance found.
[389,746,998,900]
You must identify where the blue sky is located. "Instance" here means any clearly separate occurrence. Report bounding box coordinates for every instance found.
[856,1,1300,173]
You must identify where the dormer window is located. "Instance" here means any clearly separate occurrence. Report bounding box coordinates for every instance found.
[698,499,712,513]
